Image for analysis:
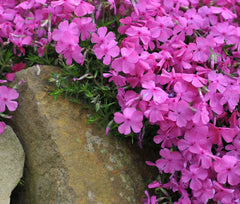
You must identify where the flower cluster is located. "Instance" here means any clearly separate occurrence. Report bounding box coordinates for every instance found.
[0,83,19,134]
[0,0,240,203]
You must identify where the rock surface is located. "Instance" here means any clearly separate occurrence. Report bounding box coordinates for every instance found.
[0,125,24,204]
[10,65,153,204]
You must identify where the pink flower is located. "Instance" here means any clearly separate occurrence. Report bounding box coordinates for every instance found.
[0,86,19,112]
[0,122,6,135]
[210,22,236,45]
[114,107,143,135]
[182,73,207,88]
[52,20,79,45]
[111,47,138,73]
[181,165,208,190]
[156,148,183,173]
[103,70,126,86]
[91,27,116,45]
[211,6,237,20]
[141,81,168,104]
[214,155,240,185]
[213,181,234,203]
[72,17,96,41]
[144,101,168,123]
[208,71,228,93]
[12,62,25,72]
[192,102,210,125]
[142,190,157,204]
[93,40,119,65]
[191,37,210,63]
[168,100,193,127]
[149,16,173,42]
[74,0,95,17]
[125,26,151,49]
[192,179,214,203]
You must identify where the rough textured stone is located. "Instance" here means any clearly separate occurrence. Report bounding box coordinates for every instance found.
[0,125,24,204]
[10,65,155,204]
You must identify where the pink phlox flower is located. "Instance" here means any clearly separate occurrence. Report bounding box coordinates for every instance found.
[182,73,207,88]
[36,38,48,57]
[122,90,140,108]
[210,22,236,45]
[56,43,84,65]
[149,16,173,42]
[0,80,7,83]
[141,80,168,103]
[6,73,14,82]
[178,123,208,152]
[208,71,228,93]
[148,180,161,189]
[103,70,126,86]
[214,155,240,185]
[226,135,240,152]
[163,0,181,15]
[142,190,157,204]
[91,26,116,45]
[213,181,234,204]
[93,40,120,65]
[144,101,168,123]
[168,100,193,127]
[114,107,143,135]
[173,17,194,41]
[228,111,240,128]
[107,0,117,14]
[111,47,138,73]
[172,40,188,58]
[156,148,184,173]
[154,124,181,148]
[191,37,210,63]
[116,87,125,109]
[181,165,208,190]
[125,26,151,49]
[51,0,79,12]
[204,91,224,115]
[211,6,237,20]
[174,195,191,204]
[197,6,218,28]
[174,81,197,102]
[127,69,155,88]
[192,179,214,203]
[0,85,19,112]
[208,123,237,146]
[220,85,240,112]
[16,0,37,9]
[118,16,132,34]
[192,145,213,169]
[74,0,95,17]
[184,8,203,30]
[157,68,182,87]
[72,17,96,41]
[192,102,210,125]
[52,20,79,45]
[156,50,173,70]
[0,122,6,135]
[120,36,144,53]
[12,62,25,73]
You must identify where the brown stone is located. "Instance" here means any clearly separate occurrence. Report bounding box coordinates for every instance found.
[10,65,154,204]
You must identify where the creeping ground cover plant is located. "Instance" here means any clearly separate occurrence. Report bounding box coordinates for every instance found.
[1,0,240,203]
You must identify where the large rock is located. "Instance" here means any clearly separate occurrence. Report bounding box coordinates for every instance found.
[0,125,24,204]
[10,65,153,204]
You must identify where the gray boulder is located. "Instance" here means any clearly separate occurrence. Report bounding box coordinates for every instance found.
[0,125,24,204]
